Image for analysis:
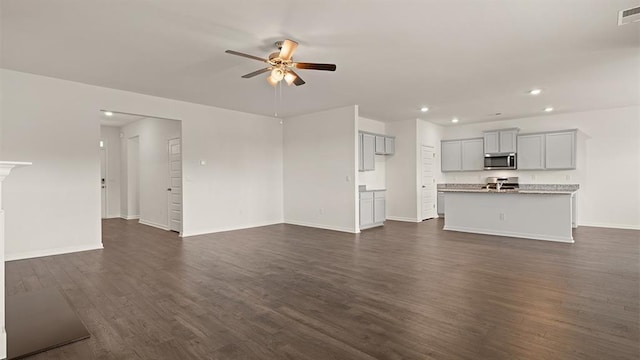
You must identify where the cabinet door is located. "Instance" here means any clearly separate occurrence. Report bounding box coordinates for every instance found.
[360,195,374,228]
[517,134,545,170]
[374,192,385,224]
[437,192,445,215]
[362,133,376,171]
[375,135,386,154]
[385,137,395,155]
[500,130,518,153]
[483,132,499,153]
[441,141,462,172]
[545,131,576,169]
[461,138,484,171]
[358,133,364,171]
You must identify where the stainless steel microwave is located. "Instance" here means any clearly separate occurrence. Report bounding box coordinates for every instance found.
[484,153,517,170]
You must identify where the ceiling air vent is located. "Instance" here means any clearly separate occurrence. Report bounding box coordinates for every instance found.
[619,6,640,25]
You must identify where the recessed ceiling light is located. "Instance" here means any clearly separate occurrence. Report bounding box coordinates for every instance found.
[529,89,542,95]
[544,107,554,112]
[451,118,459,123]
[104,111,113,117]
[420,107,429,112]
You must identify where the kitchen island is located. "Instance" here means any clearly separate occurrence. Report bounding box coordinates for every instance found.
[440,184,578,243]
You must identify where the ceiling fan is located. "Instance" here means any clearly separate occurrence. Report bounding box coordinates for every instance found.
[225,39,336,86]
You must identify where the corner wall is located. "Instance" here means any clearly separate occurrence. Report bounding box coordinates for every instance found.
[386,119,420,222]
[0,69,284,259]
[283,106,359,233]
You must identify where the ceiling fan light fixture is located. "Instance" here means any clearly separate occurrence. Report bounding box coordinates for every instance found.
[284,72,297,86]
[266,75,279,87]
[271,68,285,82]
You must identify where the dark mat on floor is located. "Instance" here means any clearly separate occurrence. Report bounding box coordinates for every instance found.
[6,288,90,359]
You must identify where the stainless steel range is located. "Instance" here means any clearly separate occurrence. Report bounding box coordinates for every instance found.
[484,177,519,191]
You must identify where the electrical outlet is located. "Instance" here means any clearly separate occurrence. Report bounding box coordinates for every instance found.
[499,213,505,221]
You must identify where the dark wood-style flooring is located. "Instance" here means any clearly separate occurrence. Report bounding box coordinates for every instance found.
[6,219,640,359]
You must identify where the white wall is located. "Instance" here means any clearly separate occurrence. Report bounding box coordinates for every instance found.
[283,106,359,233]
[100,126,122,218]
[120,118,180,229]
[358,117,387,190]
[439,106,640,229]
[0,69,283,259]
[386,119,420,222]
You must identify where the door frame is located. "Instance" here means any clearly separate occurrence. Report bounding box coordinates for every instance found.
[420,144,436,221]
[167,137,182,235]
[100,139,107,219]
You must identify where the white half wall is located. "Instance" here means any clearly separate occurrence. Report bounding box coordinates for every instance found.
[120,118,180,229]
[0,69,283,259]
[358,117,387,190]
[100,126,122,218]
[283,105,359,233]
[439,106,640,229]
[386,119,420,222]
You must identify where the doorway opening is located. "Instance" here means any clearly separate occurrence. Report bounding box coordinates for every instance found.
[99,111,182,235]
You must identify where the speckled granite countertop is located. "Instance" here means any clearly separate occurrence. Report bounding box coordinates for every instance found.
[437,184,579,195]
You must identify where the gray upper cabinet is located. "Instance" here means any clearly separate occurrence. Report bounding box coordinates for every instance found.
[375,136,386,154]
[499,130,518,153]
[441,140,462,172]
[484,128,518,153]
[517,134,545,170]
[362,133,376,171]
[461,138,484,171]
[483,132,500,154]
[442,138,484,172]
[517,129,576,170]
[384,137,395,155]
[359,132,395,171]
[545,130,576,169]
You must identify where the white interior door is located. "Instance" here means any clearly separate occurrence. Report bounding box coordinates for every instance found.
[421,145,436,220]
[100,144,107,219]
[168,138,182,233]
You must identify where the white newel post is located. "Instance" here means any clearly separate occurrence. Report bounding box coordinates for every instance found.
[0,162,31,359]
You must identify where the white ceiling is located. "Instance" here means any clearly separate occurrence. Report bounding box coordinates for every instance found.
[2,0,639,125]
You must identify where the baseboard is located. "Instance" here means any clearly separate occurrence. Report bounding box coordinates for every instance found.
[284,219,359,234]
[105,215,121,219]
[138,219,169,231]
[181,220,284,237]
[578,222,640,230]
[120,215,140,220]
[385,216,420,223]
[6,243,104,262]
[443,225,574,243]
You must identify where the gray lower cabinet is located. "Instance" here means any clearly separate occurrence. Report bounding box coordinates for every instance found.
[360,191,385,229]
[437,192,445,216]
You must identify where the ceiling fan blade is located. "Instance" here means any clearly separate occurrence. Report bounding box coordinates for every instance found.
[294,62,337,71]
[225,50,267,63]
[241,67,272,78]
[289,70,306,86]
[279,39,298,60]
